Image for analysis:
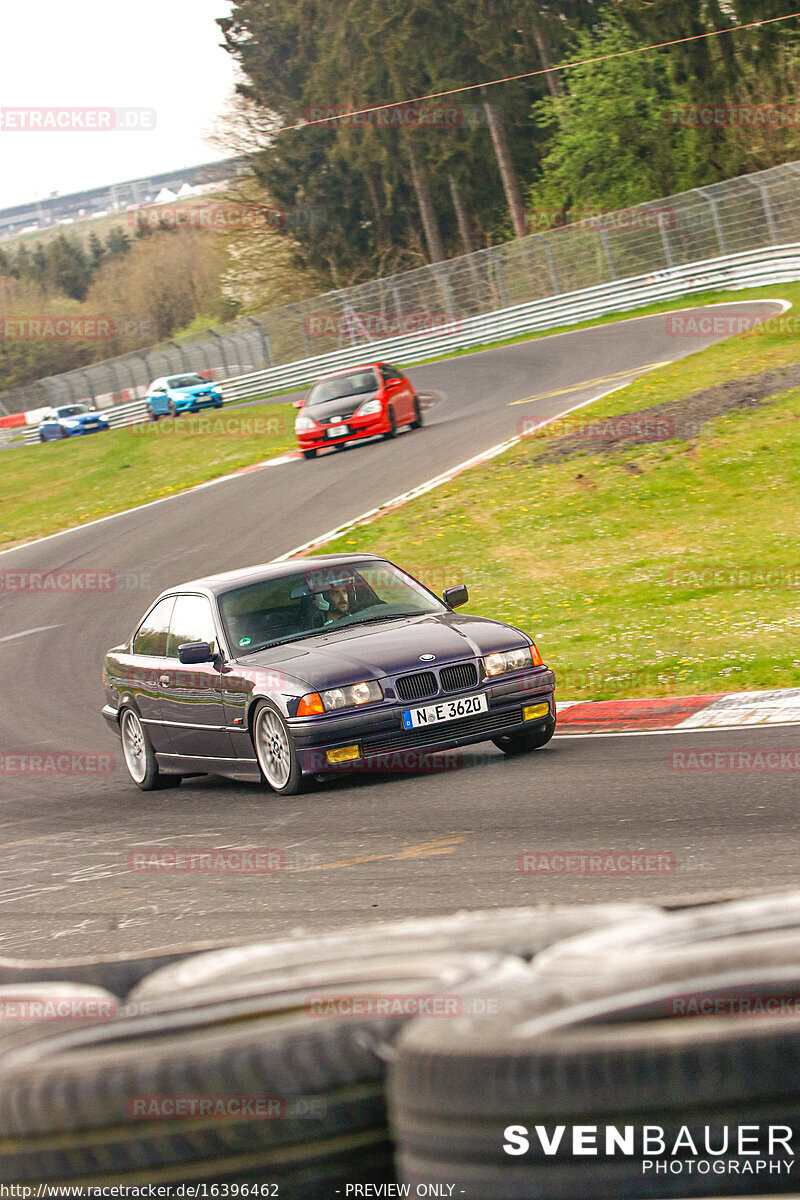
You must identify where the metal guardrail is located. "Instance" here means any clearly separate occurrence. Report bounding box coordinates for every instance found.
[18,242,800,445]
[218,243,800,403]
[4,159,800,418]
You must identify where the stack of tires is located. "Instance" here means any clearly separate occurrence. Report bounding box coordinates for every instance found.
[3,895,800,1197]
[0,904,653,1195]
[389,892,800,1198]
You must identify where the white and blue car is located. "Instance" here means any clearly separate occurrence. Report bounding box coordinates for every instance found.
[145,374,224,421]
[38,404,110,441]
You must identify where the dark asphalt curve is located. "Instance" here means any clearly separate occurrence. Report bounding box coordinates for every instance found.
[0,302,789,958]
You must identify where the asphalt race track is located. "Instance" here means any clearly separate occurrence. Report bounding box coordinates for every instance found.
[0,302,794,959]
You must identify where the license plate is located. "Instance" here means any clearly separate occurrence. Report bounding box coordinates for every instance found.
[402,693,488,730]
[327,425,349,438]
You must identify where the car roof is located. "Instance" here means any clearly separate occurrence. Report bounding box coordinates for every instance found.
[155,553,389,600]
[312,363,388,382]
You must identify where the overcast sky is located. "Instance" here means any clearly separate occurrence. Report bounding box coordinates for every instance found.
[0,0,238,209]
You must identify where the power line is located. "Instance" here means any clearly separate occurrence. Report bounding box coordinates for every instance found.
[279,10,800,132]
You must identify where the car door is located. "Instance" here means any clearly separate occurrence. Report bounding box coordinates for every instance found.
[126,596,176,754]
[158,592,236,764]
[380,364,413,421]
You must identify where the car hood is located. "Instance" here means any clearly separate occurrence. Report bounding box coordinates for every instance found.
[305,391,379,422]
[63,411,105,423]
[172,384,216,396]
[238,612,531,691]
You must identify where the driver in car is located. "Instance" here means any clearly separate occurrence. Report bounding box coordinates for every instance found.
[324,581,351,622]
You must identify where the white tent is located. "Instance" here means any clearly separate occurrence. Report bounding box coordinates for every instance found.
[154,187,178,205]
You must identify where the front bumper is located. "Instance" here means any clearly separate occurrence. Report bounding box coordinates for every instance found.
[289,668,556,774]
[67,423,108,435]
[177,396,223,413]
[297,412,387,452]
[101,703,120,730]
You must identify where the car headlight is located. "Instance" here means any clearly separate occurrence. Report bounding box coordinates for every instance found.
[297,681,383,715]
[322,680,383,710]
[482,647,535,677]
[62,419,80,428]
[295,415,320,433]
[356,398,383,416]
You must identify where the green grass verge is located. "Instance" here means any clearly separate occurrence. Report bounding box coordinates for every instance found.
[317,301,800,700]
[0,405,294,550]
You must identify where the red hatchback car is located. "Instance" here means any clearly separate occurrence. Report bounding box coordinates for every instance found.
[295,363,422,459]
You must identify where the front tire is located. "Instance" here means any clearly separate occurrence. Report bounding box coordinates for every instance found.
[168,399,177,418]
[410,396,423,429]
[120,708,182,791]
[253,702,305,795]
[148,406,159,423]
[492,715,556,756]
[383,406,398,439]
[303,449,317,460]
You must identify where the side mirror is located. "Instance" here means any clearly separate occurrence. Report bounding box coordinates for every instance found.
[178,641,215,665]
[443,584,468,609]
[293,398,304,409]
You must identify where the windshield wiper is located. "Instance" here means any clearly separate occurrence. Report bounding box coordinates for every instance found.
[346,611,427,627]
[241,627,337,653]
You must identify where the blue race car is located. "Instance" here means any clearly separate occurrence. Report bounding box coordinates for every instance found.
[145,374,224,420]
[39,404,110,441]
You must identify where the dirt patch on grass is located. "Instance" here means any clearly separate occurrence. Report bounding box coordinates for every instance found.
[529,360,800,464]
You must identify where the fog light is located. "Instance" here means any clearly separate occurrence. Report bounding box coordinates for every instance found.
[523,703,549,721]
[326,745,361,764]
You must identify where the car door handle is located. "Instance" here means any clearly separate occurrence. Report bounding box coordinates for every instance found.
[158,675,171,687]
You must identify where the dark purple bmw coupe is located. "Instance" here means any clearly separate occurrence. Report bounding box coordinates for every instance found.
[102,554,556,794]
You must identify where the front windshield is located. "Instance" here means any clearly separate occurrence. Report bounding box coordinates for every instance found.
[167,375,207,389]
[218,560,445,653]
[56,404,90,417]
[307,369,379,406]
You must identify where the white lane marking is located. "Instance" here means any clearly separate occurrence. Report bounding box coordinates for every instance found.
[0,624,63,644]
[0,454,297,560]
[275,377,637,559]
[1,299,789,562]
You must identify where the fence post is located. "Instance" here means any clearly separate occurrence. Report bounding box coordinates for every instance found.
[694,187,728,255]
[289,305,312,358]
[658,213,675,268]
[534,235,562,294]
[749,178,778,246]
[490,249,509,308]
[245,317,272,368]
[207,329,231,377]
[599,230,617,280]
[168,339,192,371]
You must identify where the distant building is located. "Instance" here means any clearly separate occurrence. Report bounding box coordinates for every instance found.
[0,157,246,239]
